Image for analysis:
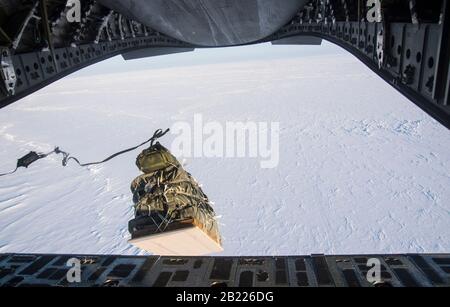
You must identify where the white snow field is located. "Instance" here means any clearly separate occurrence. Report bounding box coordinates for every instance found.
[0,43,449,256]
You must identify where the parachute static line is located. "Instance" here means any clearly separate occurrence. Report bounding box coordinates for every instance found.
[0,128,170,177]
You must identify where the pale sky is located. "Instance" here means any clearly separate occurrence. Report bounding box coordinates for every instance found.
[71,40,346,77]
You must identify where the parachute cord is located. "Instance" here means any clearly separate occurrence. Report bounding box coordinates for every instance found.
[0,167,18,177]
[0,128,170,177]
[56,128,170,167]
[0,148,56,177]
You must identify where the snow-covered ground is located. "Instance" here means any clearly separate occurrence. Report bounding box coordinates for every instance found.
[0,43,449,256]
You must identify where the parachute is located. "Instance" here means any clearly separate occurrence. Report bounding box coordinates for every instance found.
[128,142,223,255]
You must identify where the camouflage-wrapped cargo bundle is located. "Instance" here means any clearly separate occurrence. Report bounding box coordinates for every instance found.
[128,142,222,255]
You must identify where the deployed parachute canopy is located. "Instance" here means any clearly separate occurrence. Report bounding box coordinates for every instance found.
[128,142,222,255]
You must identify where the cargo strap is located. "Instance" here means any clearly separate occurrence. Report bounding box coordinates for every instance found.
[134,166,213,232]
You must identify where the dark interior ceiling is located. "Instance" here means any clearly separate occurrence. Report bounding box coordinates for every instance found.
[98,0,308,46]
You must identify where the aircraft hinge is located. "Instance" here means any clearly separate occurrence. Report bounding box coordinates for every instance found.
[0,48,17,96]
